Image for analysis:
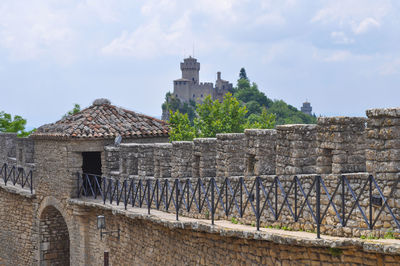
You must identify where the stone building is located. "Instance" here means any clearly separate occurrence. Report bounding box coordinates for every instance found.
[172,57,232,104]
[2,102,400,265]
[32,98,169,180]
[301,101,312,115]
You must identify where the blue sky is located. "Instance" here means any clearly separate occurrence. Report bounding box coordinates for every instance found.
[1,0,400,128]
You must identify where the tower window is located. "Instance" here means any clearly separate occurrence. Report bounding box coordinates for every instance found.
[201,94,203,97]
[193,94,195,98]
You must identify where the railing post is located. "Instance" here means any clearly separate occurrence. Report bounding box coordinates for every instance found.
[211,177,215,225]
[109,178,113,204]
[240,177,243,218]
[124,179,128,210]
[369,175,373,229]
[341,175,345,226]
[275,176,278,220]
[225,178,228,217]
[30,171,33,194]
[256,176,260,231]
[147,179,151,215]
[116,179,120,206]
[316,175,321,239]
[186,178,189,212]
[102,177,107,204]
[175,179,179,221]
[77,173,80,198]
[294,176,297,222]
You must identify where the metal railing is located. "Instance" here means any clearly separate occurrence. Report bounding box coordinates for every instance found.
[1,163,33,193]
[77,173,400,238]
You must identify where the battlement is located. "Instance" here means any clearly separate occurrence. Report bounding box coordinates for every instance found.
[3,109,400,181]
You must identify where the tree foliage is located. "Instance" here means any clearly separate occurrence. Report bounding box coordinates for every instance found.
[233,68,316,125]
[239,67,248,80]
[169,111,196,141]
[0,111,35,137]
[169,93,276,141]
[162,92,196,122]
[63,103,81,118]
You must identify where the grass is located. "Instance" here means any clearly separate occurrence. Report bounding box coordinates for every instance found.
[231,217,238,224]
[328,247,342,257]
[384,230,395,239]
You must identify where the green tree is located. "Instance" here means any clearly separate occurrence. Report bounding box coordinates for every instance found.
[63,103,81,118]
[194,93,248,138]
[162,93,196,122]
[0,111,35,137]
[239,67,248,80]
[245,108,276,129]
[168,93,274,141]
[168,111,196,141]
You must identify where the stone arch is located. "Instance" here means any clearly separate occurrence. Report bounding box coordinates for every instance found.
[37,197,71,266]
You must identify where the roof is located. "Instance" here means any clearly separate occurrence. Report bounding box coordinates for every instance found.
[174,78,191,82]
[32,98,169,140]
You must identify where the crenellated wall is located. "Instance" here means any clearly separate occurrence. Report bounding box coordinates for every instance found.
[216,133,245,178]
[244,129,276,176]
[4,109,400,265]
[276,124,318,175]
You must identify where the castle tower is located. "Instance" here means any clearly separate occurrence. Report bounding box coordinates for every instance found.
[180,56,200,84]
[301,101,312,116]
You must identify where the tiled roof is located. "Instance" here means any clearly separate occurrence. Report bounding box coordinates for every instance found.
[32,99,169,140]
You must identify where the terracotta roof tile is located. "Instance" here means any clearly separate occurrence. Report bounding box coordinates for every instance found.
[32,99,169,140]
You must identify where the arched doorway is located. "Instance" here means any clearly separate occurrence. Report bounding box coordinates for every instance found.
[39,206,70,265]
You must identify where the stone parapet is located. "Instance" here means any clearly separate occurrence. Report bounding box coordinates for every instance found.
[171,141,194,179]
[153,143,172,178]
[216,133,245,178]
[244,129,276,176]
[276,124,317,175]
[366,108,400,180]
[317,117,366,174]
[193,138,217,178]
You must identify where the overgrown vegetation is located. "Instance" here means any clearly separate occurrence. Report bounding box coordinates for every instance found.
[162,68,316,138]
[63,103,81,118]
[168,93,276,141]
[0,111,35,137]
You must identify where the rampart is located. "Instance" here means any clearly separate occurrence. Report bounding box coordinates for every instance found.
[2,109,400,265]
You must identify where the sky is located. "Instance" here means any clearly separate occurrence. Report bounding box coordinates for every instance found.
[1,0,400,129]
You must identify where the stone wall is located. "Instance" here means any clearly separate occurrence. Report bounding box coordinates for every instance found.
[317,117,366,174]
[0,187,36,266]
[0,133,17,164]
[366,108,400,180]
[192,138,217,178]
[171,141,193,179]
[154,143,172,178]
[69,202,400,266]
[244,129,276,176]
[276,124,318,175]
[216,133,245,178]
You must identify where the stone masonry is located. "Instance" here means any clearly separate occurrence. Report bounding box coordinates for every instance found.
[3,106,400,265]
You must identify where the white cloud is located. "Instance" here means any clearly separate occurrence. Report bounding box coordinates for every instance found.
[352,17,380,34]
[311,0,391,34]
[330,31,354,44]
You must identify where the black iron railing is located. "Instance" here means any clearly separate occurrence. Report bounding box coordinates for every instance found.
[1,163,33,193]
[77,173,400,238]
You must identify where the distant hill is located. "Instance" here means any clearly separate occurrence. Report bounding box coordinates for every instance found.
[162,68,316,125]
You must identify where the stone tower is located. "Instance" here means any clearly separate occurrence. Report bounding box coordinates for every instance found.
[180,56,200,84]
[301,101,312,116]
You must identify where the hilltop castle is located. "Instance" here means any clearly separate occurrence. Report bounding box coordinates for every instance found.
[172,57,232,104]
[162,57,232,120]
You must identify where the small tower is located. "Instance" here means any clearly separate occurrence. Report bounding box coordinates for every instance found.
[301,101,312,116]
[180,56,200,84]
